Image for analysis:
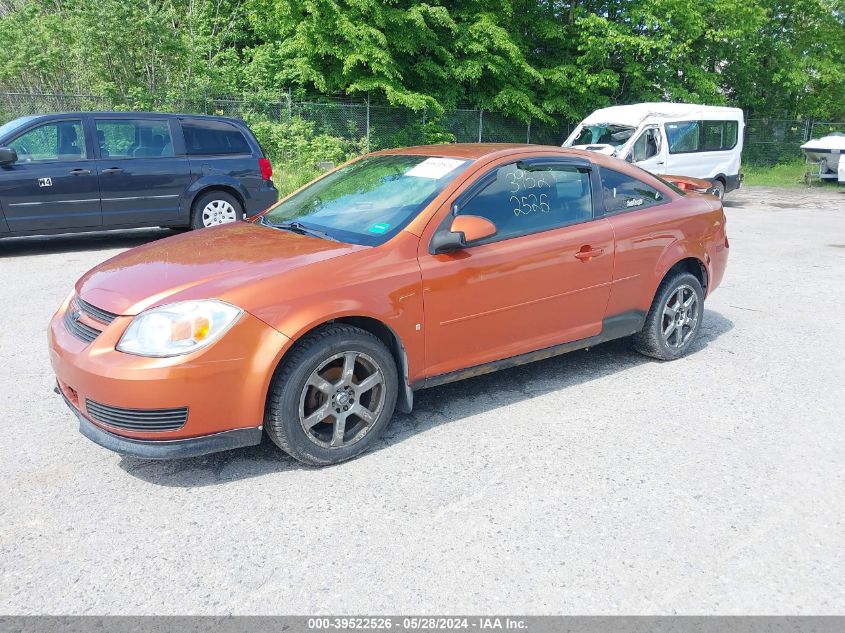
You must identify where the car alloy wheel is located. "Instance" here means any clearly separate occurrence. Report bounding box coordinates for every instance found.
[201,199,238,227]
[298,351,386,449]
[661,284,699,348]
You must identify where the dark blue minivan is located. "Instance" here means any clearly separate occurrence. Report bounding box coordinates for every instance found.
[0,112,278,236]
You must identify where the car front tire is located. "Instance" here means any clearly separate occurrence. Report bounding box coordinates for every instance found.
[264,324,399,465]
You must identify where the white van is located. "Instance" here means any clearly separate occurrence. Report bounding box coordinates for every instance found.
[563,103,744,197]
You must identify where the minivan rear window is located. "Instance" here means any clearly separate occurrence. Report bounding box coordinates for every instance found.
[182,120,251,155]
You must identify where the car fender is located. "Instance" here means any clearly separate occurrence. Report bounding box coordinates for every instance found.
[184,175,250,209]
[650,237,708,300]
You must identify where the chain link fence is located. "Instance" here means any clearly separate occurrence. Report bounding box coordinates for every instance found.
[1,91,842,168]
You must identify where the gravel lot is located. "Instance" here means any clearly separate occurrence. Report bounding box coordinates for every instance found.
[2,186,844,615]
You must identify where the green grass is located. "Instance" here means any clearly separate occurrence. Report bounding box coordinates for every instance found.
[742,160,810,188]
[272,164,324,198]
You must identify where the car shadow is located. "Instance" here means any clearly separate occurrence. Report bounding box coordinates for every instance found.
[0,228,180,257]
[120,309,734,487]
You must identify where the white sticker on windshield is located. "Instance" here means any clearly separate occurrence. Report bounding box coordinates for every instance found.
[405,157,466,179]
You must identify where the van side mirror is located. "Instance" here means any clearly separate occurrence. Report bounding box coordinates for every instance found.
[431,215,497,254]
[0,147,17,165]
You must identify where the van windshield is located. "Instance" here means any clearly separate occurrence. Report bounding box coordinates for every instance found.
[0,116,36,140]
[569,124,636,148]
[261,154,470,246]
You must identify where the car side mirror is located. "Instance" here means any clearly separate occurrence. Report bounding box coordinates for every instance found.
[431,215,497,254]
[0,147,17,165]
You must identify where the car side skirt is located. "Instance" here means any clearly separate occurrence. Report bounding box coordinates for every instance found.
[418,310,646,390]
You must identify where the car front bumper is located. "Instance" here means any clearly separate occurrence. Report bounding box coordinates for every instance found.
[48,295,291,458]
[58,386,262,459]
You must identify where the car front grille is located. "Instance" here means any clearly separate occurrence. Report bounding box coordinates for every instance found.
[85,399,189,432]
[62,297,119,344]
[76,297,118,325]
[63,306,102,343]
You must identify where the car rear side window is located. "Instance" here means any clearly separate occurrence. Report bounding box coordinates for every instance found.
[95,119,174,158]
[182,120,251,155]
[9,120,87,162]
[457,162,593,242]
[601,168,666,214]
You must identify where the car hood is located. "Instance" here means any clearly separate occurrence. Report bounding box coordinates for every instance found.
[76,222,367,316]
[568,143,618,156]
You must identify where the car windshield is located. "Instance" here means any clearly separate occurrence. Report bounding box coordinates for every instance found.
[262,154,470,245]
[569,124,636,148]
[0,116,36,141]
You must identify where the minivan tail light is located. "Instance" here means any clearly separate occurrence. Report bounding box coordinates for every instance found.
[259,158,273,181]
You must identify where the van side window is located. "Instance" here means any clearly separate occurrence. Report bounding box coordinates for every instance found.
[457,162,593,242]
[666,121,700,153]
[9,120,87,162]
[668,120,739,153]
[182,120,251,155]
[95,119,174,158]
[601,168,665,214]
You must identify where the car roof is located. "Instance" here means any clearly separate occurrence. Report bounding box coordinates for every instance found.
[375,143,604,161]
[5,112,245,125]
[374,143,639,170]
[581,102,744,127]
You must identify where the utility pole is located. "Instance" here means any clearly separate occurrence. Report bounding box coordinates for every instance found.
[478,109,483,143]
[366,93,371,152]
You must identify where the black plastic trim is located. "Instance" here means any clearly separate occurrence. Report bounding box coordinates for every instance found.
[419,310,646,390]
[59,392,262,459]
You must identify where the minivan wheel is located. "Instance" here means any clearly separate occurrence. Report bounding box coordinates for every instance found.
[710,179,726,199]
[264,324,398,465]
[191,191,243,229]
[633,272,704,361]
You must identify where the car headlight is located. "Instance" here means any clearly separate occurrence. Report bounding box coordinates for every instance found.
[116,300,242,357]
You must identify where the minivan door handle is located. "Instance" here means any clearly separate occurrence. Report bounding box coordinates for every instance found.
[100,167,124,175]
[575,246,604,261]
[69,168,91,176]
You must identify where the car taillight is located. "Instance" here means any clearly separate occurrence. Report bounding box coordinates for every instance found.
[259,158,273,181]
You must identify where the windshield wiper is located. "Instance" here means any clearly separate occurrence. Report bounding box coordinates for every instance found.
[272,220,338,242]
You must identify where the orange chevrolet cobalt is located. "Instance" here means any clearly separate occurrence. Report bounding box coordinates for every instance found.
[49,144,729,465]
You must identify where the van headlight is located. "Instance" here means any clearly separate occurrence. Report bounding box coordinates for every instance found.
[116,300,242,357]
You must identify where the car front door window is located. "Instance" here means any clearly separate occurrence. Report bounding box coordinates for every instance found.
[9,121,87,163]
[456,162,593,242]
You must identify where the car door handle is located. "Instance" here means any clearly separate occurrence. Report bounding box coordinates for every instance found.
[575,247,604,261]
[100,167,124,174]
[69,168,91,175]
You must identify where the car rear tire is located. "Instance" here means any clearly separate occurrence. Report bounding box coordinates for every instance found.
[264,324,398,465]
[710,179,726,199]
[633,272,704,361]
[191,190,243,229]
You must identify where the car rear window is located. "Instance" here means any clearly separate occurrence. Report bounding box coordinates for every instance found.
[182,120,251,155]
[600,168,667,214]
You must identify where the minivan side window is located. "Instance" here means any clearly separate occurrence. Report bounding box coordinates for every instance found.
[9,120,87,162]
[601,168,666,214]
[457,162,593,242]
[95,119,174,158]
[182,120,251,155]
